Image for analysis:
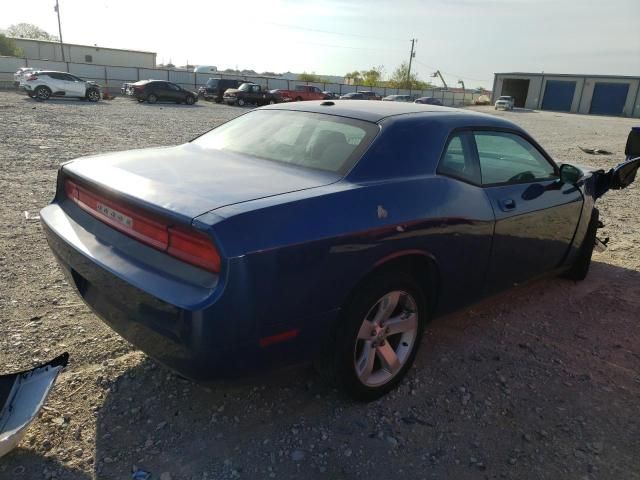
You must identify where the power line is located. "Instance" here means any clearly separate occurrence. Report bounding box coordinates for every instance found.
[413,59,489,82]
[269,38,405,52]
[264,22,407,43]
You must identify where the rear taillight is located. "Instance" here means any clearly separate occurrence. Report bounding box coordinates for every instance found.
[64,179,220,273]
[26,75,38,81]
[168,227,221,273]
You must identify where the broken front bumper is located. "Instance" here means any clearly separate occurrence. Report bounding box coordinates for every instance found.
[0,353,68,458]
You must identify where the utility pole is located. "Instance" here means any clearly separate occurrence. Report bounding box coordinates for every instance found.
[54,0,65,62]
[406,38,416,88]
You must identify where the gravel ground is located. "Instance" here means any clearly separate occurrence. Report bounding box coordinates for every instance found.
[0,91,639,480]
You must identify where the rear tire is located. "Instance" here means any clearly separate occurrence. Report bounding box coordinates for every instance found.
[147,93,158,104]
[268,99,276,105]
[563,209,599,281]
[315,270,427,401]
[34,86,51,101]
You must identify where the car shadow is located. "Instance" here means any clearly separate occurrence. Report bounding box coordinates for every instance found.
[20,97,111,107]
[136,103,204,108]
[86,260,640,479]
[0,449,91,479]
[506,107,538,113]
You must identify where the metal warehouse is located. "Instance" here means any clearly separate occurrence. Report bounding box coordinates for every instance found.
[492,73,640,118]
[11,38,157,69]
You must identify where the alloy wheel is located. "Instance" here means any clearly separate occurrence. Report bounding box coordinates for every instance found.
[353,290,419,387]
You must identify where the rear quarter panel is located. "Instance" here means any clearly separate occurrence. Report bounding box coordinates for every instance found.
[197,175,495,340]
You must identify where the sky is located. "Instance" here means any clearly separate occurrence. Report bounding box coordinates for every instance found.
[2,0,639,88]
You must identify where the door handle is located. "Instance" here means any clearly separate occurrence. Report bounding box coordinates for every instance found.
[499,198,516,211]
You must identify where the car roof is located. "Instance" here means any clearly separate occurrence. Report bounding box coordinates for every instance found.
[261,100,522,129]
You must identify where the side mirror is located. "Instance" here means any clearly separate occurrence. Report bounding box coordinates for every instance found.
[559,164,582,185]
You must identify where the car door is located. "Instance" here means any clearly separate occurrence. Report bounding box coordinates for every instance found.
[166,82,184,101]
[250,84,262,103]
[63,74,87,97]
[44,73,66,94]
[152,82,171,101]
[474,130,583,292]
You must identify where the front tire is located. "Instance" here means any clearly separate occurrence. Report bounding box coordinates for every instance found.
[186,95,195,105]
[34,86,51,101]
[316,271,427,401]
[147,93,158,104]
[237,98,245,106]
[563,209,599,281]
[86,89,100,102]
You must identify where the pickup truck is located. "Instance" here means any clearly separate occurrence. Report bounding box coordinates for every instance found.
[272,85,327,102]
[223,83,282,106]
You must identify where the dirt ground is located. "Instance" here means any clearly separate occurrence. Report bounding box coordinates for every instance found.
[0,91,638,480]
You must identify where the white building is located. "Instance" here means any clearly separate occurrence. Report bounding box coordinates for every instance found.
[11,38,156,69]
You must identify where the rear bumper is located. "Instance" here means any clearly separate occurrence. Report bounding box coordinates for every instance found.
[0,354,68,458]
[40,201,334,380]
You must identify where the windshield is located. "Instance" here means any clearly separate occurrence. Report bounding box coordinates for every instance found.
[499,96,512,100]
[238,84,252,91]
[192,110,378,174]
[206,79,219,87]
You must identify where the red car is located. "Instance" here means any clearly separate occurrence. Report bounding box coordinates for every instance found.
[273,85,327,102]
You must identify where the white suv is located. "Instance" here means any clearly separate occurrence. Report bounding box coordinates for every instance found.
[22,71,101,102]
[494,95,515,110]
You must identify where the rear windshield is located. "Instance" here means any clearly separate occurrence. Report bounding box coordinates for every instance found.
[192,110,378,174]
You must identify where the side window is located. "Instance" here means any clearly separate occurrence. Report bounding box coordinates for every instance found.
[437,132,480,185]
[474,131,556,185]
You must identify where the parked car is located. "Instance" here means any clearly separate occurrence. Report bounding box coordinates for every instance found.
[198,78,244,103]
[494,95,515,110]
[21,71,101,102]
[14,67,36,88]
[272,85,327,102]
[382,95,413,102]
[40,101,640,400]
[473,95,491,106]
[339,92,365,100]
[121,82,134,95]
[223,83,281,106]
[359,91,382,100]
[415,97,443,106]
[127,80,198,104]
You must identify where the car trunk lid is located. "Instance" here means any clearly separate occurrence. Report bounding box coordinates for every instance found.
[61,143,340,223]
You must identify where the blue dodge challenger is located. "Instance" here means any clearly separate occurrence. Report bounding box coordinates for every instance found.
[41,101,640,399]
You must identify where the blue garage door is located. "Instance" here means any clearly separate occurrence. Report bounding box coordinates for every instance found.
[541,81,576,112]
[590,83,630,116]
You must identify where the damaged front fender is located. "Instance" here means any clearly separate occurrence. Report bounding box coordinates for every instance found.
[0,353,69,458]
